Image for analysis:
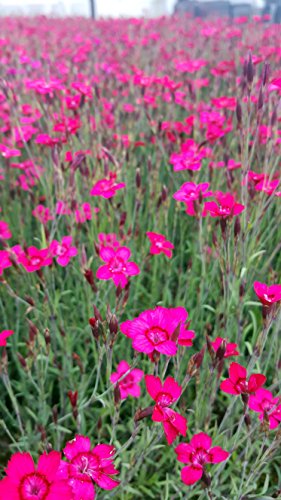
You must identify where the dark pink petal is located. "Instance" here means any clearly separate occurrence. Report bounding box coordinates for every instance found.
[248,374,266,393]
[5,452,34,484]
[125,262,140,276]
[152,404,164,422]
[48,481,74,500]
[163,420,179,445]
[229,362,247,384]
[99,246,115,263]
[220,379,240,395]
[96,265,112,280]
[63,435,91,460]
[68,478,95,500]
[190,432,212,451]
[115,246,131,261]
[162,377,182,400]
[94,473,119,490]
[181,465,203,485]
[112,273,128,288]
[92,444,115,459]
[0,477,19,499]
[208,446,229,463]
[175,443,193,464]
[156,340,177,356]
[132,334,154,353]
[145,375,162,401]
[37,451,61,481]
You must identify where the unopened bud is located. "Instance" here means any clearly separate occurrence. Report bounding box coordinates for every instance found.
[258,87,263,110]
[262,62,269,86]
[17,353,27,369]
[206,335,215,361]
[134,406,154,422]
[114,383,121,406]
[234,217,241,238]
[236,101,242,125]
[135,168,141,188]
[216,339,227,361]
[247,52,254,84]
[161,185,168,202]
[84,269,97,292]
[109,314,118,336]
[171,322,181,343]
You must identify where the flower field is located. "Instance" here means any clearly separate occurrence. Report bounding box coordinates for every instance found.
[0,13,281,499]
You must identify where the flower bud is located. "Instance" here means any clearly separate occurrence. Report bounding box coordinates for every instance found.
[236,101,242,125]
[114,383,121,407]
[134,406,154,422]
[247,52,254,84]
[135,168,141,188]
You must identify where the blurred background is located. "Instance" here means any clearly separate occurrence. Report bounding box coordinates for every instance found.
[0,0,175,17]
[0,0,278,20]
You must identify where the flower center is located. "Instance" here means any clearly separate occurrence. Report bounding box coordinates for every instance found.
[70,452,99,481]
[146,326,169,345]
[156,392,173,406]
[20,472,50,499]
[193,449,208,466]
[56,245,66,256]
[120,374,134,389]
[109,256,126,273]
[30,257,42,266]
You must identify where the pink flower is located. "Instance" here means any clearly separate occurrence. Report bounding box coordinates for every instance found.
[12,245,53,272]
[90,172,125,199]
[110,360,144,399]
[0,330,14,346]
[0,250,12,275]
[211,337,239,358]
[173,182,212,216]
[248,388,281,429]
[98,233,120,250]
[0,221,12,239]
[254,178,280,196]
[59,435,119,499]
[96,246,140,288]
[203,192,245,218]
[253,281,281,306]
[120,306,195,357]
[0,451,73,499]
[146,232,174,258]
[145,375,187,445]
[220,362,266,396]
[175,432,229,485]
[50,236,78,267]
[32,205,54,224]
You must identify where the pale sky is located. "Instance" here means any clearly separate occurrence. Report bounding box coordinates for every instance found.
[0,0,176,17]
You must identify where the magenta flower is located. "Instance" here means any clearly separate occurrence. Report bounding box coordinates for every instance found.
[50,236,78,267]
[253,281,281,307]
[220,362,266,396]
[173,182,212,216]
[249,388,281,429]
[96,246,140,288]
[175,432,229,485]
[59,435,119,499]
[110,360,144,399]
[0,330,14,346]
[120,306,195,357]
[211,337,239,358]
[98,233,120,250]
[12,245,53,273]
[203,192,244,218]
[90,172,125,199]
[170,140,210,172]
[32,205,54,225]
[145,375,187,445]
[0,451,73,499]
[0,221,12,240]
[146,232,174,258]
[0,250,12,275]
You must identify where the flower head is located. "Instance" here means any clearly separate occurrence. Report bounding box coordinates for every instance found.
[146,232,174,258]
[0,250,12,275]
[90,172,125,199]
[211,337,239,358]
[110,361,144,399]
[175,432,229,485]
[145,375,187,444]
[96,246,140,288]
[50,236,78,267]
[203,192,244,218]
[0,451,73,499]
[253,281,281,307]
[0,221,12,240]
[12,245,53,273]
[59,435,119,499]
[120,306,195,357]
[220,362,266,396]
[248,388,281,429]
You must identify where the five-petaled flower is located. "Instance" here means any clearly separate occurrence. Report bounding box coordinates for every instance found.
[145,375,187,445]
[0,451,73,499]
[248,388,281,429]
[175,432,229,485]
[110,360,144,399]
[146,232,174,258]
[90,171,126,199]
[120,306,195,357]
[50,236,78,267]
[58,435,119,499]
[96,246,140,288]
[12,245,53,273]
[203,192,244,218]
[220,362,266,396]
[253,281,281,307]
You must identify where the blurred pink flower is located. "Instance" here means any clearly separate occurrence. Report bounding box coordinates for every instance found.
[146,232,174,258]
[110,360,144,399]
[96,246,140,288]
